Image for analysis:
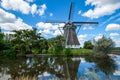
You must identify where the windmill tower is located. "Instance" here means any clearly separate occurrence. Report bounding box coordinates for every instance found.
[47,2,98,48]
[63,22,80,48]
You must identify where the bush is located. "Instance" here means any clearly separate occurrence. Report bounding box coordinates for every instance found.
[63,48,72,55]
[93,36,115,55]
[32,49,39,54]
[84,40,94,49]
[48,47,54,54]
[42,49,47,54]
[0,49,16,57]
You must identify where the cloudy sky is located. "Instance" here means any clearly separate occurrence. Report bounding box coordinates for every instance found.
[0,0,120,47]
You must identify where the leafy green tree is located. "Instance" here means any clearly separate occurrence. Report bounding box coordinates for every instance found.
[83,40,94,49]
[11,29,47,54]
[0,28,5,51]
[47,35,65,54]
[93,36,115,55]
[63,48,72,55]
[0,28,15,56]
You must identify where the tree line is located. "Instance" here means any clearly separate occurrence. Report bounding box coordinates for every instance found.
[0,28,65,56]
[0,28,115,56]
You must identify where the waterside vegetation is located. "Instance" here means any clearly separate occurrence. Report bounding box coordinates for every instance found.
[0,28,118,57]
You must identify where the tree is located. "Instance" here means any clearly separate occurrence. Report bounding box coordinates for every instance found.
[11,29,47,54]
[0,28,15,56]
[47,35,65,54]
[83,40,94,49]
[93,36,115,55]
[0,28,10,51]
[0,27,5,51]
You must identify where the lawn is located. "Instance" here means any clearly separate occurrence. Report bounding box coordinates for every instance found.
[71,48,93,55]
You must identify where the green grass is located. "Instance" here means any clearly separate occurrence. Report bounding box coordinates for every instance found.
[71,48,93,55]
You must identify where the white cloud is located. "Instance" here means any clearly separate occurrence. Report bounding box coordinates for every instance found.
[94,34,103,41]
[40,29,52,35]
[1,18,32,30]
[1,0,47,16]
[38,4,47,16]
[53,29,61,36]
[110,33,119,37]
[36,22,57,30]
[0,8,16,23]
[25,0,34,3]
[82,0,120,19]
[115,39,120,47]
[36,22,65,30]
[1,0,31,14]
[49,13,53,17]
[78,34,88,47]
[105,23,120,31]
[82,24,94,30]
[109,33,120,47]
[36,22,65,37]
[31,4,37,15]
[0,8,32,31]
[78,10,82,15]
[111,38,120,47]
[78,34,87,41]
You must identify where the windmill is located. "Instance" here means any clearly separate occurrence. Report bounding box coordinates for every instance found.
[46,2,98,48]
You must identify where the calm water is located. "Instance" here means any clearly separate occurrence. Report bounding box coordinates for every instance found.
[0,54,120,80]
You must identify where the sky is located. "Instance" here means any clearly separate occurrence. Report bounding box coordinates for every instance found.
[0,0,120,47]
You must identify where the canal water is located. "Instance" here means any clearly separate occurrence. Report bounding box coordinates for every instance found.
[0,54,120,80]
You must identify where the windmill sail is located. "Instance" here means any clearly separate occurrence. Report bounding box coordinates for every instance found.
[46,2,98,48]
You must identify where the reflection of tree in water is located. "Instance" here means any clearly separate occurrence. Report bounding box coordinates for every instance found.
[0,56,80,80]
[85,55,117,79]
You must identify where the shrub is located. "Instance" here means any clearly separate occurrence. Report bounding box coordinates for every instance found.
[0,49,16,57]
[48,47,54,54]
[84,40,94,49]
[93,36,115,55]
[32,49,39,54]
[42,49,47,54]
[63,48,72,55]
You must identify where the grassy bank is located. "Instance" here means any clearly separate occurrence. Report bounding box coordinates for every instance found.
[71,48,93,54]
[62,48,94,56]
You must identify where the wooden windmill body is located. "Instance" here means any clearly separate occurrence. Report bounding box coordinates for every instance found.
[63,22,80,48]
[46,2,98,48]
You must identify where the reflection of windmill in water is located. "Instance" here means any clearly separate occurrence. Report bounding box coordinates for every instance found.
[47,2,98,48]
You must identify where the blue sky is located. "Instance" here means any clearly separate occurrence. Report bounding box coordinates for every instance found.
[0,0,120,47]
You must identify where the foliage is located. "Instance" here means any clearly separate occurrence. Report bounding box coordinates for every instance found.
[0,28,5,51]
[0,49,15,56]
[63,48,72,55]
[84,40,94,49]
[42,49,47,54]
[47,35,65,54]
[0,27,94,55]
[48,47,54,54]
[93,36,115,55]
[11,29,48,54]
[0,28,15,56]
[32,49,39,55]
[71,48,93,54]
